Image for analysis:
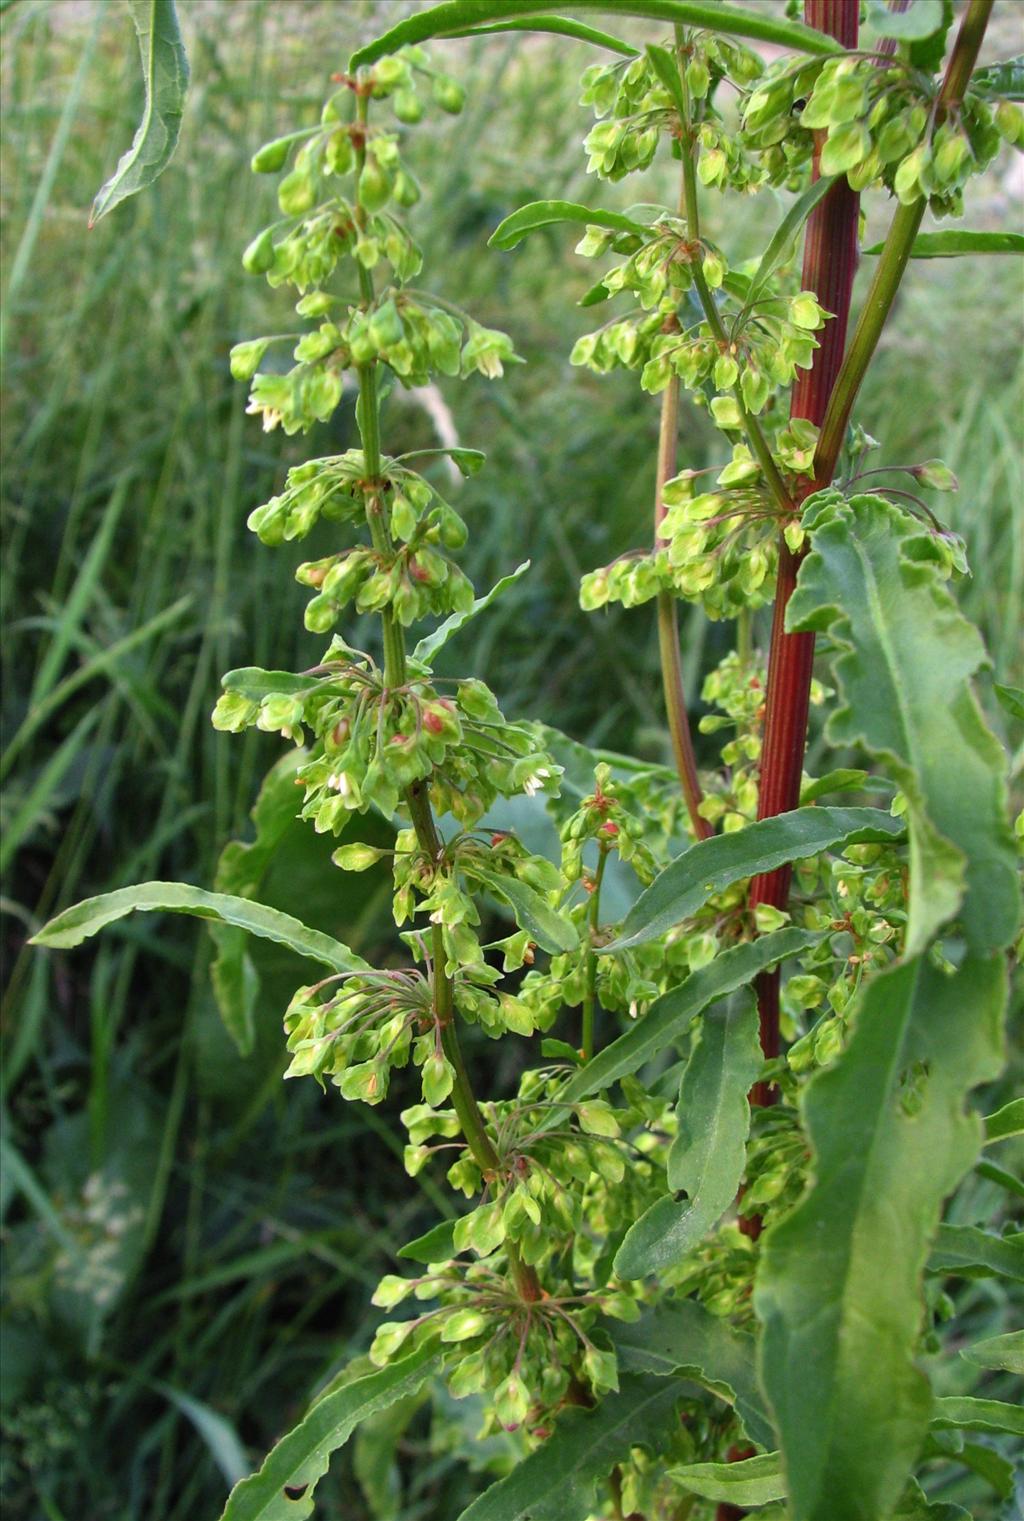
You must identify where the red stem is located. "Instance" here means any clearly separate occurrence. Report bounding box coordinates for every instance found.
[746,0,860,1114]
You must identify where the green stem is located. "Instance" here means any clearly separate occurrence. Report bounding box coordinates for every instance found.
[580,846,609,1061]
[814,0,995,485]
[352,93,540,1304]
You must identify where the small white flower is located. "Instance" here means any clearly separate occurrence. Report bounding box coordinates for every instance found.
[429,909,444,925]
[326,772,353,796]
[522,767,552,798]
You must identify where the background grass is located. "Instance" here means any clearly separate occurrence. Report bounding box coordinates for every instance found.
[1,2,1021,1517]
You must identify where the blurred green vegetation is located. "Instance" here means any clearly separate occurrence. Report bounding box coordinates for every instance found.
[1,2,1021,1518]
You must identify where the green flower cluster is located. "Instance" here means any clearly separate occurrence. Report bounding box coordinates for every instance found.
[743,53,1019,214]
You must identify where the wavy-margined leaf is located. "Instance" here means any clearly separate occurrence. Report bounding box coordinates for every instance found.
[670,1453,785,1506]
[555,929,819,1112]
[219,1340,441,1521]
[755,952,1008,1521]
[470,867,577,953]
[984,1097,1024,1143]
[607,807,902,952]
[91,0,189,224]
[456,1374,683,1521]
[927,1223,1024,1281]
[865,0,945,40]
[489,200,652,252]
[210,752,308,1054]
[864,230,1024,258]
[349,1,843,70]
[969,54,1024,101]
[31,881,370,977]
[412,562,530,664]
[931,1397,1024,1437]
[960,1330,1024,1375]
[609,1299,773,1449]
[614,992,762,1278]
[788,494,1020,955]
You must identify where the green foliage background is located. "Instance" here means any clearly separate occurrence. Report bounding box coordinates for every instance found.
[1,2,1021,1517]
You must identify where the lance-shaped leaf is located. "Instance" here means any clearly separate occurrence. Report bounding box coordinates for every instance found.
[219,1340,441,1521]
[456,1374,683,1521]
[743,175,837,313]
[960,1330,1024,1375]
[412,562,530,664]
[489,200,652,252]
[863,231,1024,258]
[614,992,762,1278]
[931,1397,1024,1437]
[984,1097,1024,1143]
[788,494,1020,956]
[350,1,843,70]
[607,807,902,952]
[91,0,189,224]
[755,952,1008,1521]
[31,882,370,976]
[670,1453,785,1506]
[469,867,578,953]
[609,1299,773,1449]
[446,15,638,55]
[969,54,1024,101]
[927,1224,1024,1281]
[555,928,819,1112]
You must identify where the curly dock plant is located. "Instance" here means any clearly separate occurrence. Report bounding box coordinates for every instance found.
[34,3,1023,1520]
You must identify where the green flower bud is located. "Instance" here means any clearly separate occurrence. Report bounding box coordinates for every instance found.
[371,1274,415,1309]
[820,120,870,177]
[494,1372,530,1430]
[432,74,465,115]
[229,338,270,381]
[393,87,423,124]
[358,158,391,214]
[332,843,387,872]
[278,166,316,217]
[421,1054,455,1108]
[911,458,958,493]
[325,129,354,176]
[251,135,294,174]
[241,227,276,275]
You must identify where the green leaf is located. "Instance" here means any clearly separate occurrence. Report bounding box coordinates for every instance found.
[350,1,843,69]
[984,1097,1024,1143]
[931,1397,1024,1437]
[865,0,945,40]
[210,752,307,1055]
[557,929,819,1113]
[645,43,686,120]
[394,447,486,477]
[90,0,189,224]
[412,562,530,664]
[969,55,1024,102]
[788,494,1020,955]
[445,14,637,55]
[670,1453,785,1506]
[993,682,1024,720]
[608,807,902,953]
[609,1299,773,1449]
[755,952,1007,1521]
[220,667,320,701]
[397,1218,459,1264]
[31,882,370,976]
[614,992,762,1278]
[743,176,837,314]
[799,768,870,804]
[219,1341,441,1521]
[470,867,577,954]
[863,231,1024,258]
[960,1330,1024,1375]
[489,200,651,252]
[927,1224,1024,1282]
[974,1158,1024,1199]
[455,1374,682,1521]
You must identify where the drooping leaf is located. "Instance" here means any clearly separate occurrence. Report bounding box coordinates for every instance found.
[865,0,946,40]
[412,562,530,664]
[799,768,871,804]
[609,1298,773,1449]
[219,1341,441,1521]
[210,752,308,1054]
[456,1374,683,1521]
[969,54,1024,101]
[927,1223,1024,1282]
[743,176,837,313]
[558,929,819,1111]
[608,807,902,952]
[788,494,1020,955]
[670,1452,786,1506]
[395,446,486,477]
[960,1330,1024,1376]
[31,882,370,976]
[614,993,762,1278]
[470,867,578,954]
[863,231,1024,258]
[931,1397,1024,1438]
[974,1157,1024,1199]
[350,1,843,70]
[91,0,190,224]
[444,15,638,55]
[984,1097,1024,1143]
[755,953,1007,1521]
[489,200,652,252]
[397,1217,459,1264]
